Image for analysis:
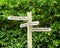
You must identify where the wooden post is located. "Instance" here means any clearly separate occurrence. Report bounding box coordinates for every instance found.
[27,12,32,48]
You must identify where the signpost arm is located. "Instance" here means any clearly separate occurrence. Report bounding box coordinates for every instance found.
[27,12,32,48]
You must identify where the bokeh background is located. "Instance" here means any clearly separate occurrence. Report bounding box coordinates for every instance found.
[0,0,60,48]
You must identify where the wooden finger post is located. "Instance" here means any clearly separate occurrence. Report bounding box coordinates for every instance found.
[8,12,51,48]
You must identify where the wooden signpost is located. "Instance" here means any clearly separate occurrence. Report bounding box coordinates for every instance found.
[8,12,51,48]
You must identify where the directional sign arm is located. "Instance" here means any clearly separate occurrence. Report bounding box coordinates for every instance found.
[30,21,39,25]
[20,21,39,27]
[32,28,51,32]
[20,23,27,27]
[8,16,28,20]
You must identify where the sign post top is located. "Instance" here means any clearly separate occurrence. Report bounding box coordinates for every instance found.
[27,12,32,14]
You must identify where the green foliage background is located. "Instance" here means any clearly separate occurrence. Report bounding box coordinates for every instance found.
[0,0,60,48]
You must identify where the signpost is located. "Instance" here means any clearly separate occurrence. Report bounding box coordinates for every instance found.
[8,12,51,48]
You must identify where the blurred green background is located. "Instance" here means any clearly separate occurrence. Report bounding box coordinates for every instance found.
[0,0,60,48]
